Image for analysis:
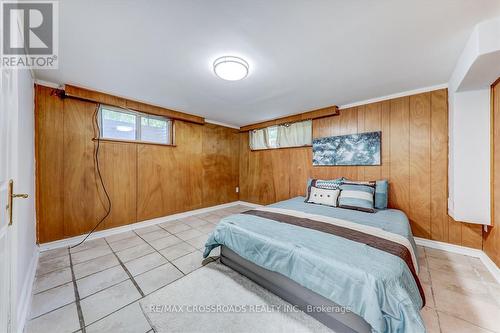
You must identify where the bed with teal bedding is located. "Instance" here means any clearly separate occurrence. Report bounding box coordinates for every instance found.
[203,197,425,333]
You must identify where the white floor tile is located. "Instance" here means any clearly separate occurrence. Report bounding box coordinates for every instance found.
[198,214,221,224]
[116,243,155,263]
[85,302,151,333]
[180,216,209,227]
[25,302,80,333]
[171,251,204,274]
[139,229,171,242]
[73,253,120,279]
[80,280,141,325]
[185,234,209,250]
[70,238,107,254]
[134,225,163,235]
[77,265,129,299]
[109,236,146,252]
[124,252,168,276]
[33,267,72,294]
[36,254,71,276]
[175,228,203,241]
[148,235,183,251]
[195,223,216,234]
[39,247,68,263]
[30,282,75,319]
[135,263,183,295]
[71,245,113,265]
[105,231,137,243]
[160,221,191,234]
[159,242,197,261]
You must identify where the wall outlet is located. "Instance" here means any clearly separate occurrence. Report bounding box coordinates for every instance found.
[235,186,239,193]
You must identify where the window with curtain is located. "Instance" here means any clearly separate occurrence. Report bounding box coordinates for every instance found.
[249,120,312,150]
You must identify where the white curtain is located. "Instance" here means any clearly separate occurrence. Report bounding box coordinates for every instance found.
[249,128,268,150]
[277,120,312,147]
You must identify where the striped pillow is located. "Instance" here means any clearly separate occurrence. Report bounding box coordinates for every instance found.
[338,180,376,213]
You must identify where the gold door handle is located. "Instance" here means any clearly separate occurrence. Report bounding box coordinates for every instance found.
[7,180,29,226]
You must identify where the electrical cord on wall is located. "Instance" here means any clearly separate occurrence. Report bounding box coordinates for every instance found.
[70,103,112,249]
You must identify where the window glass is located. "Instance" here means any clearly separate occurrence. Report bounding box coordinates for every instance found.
[99,105,172,144]
[141,116,170,144]
[101,108,136,141]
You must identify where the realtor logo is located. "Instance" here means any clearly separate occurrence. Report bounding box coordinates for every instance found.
[1,0,58,68]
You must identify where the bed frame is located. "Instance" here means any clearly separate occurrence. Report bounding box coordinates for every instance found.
[220,246,371,333]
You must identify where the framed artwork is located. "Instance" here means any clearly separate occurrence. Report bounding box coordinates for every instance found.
[312,131,381,166]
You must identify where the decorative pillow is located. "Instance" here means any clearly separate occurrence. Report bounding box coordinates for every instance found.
[305,178,343,200]
[342,179,389,210]
[338,181,376,213]
[306,186,340,207]
[374,180,389,210]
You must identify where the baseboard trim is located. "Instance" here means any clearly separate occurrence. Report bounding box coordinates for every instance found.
[39,201,259,251]
[415,237,500,284]
[16,247,39,333]
[478,251,500,284]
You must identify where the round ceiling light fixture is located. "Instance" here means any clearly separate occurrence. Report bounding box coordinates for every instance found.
[213,56,249,81]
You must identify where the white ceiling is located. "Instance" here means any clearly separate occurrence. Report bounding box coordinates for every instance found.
[35,0,500,127]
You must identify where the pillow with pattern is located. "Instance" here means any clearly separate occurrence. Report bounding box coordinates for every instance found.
[306,186,340,207]
[305,178,343,201]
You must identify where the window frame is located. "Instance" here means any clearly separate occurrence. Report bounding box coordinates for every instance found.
[97,104,175,146]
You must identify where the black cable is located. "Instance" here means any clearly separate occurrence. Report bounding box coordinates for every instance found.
[70,104,112,249]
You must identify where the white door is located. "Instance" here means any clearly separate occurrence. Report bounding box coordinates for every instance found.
[0,68,18,333]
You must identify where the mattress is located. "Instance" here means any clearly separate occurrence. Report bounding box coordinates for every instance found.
[204,197,425,333]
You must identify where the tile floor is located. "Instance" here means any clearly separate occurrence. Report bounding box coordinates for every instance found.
[418,246,500,333]
[26,205,500,333]
[26,205,248,333]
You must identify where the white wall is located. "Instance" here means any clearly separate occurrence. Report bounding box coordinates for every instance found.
[448,89,491,224]
[447,16,500,225]
[14,69,37,332]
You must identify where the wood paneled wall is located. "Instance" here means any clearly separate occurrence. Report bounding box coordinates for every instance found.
[485,80,500,266]
[239,89,483,248]
[35,83,488,251]
[35,85,239,243]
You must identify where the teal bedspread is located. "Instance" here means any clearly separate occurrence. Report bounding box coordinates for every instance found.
[204,197,425,333]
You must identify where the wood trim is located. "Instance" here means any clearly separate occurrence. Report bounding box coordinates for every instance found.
[34,84,41,244]
[92,138,176,147]
[250,145,312,152]
[240,105,339,132]
[492,81,496,228]
[64,84,205,125]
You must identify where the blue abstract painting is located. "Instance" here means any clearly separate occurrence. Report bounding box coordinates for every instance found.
[312,131,381,166]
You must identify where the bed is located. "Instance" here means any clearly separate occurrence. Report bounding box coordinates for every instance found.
[203,197,425,333]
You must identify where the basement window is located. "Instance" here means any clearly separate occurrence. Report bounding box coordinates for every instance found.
[249,120,312,150]
[99,105,173,145]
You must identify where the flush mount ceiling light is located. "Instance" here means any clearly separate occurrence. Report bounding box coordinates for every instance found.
[213,56,249,81]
